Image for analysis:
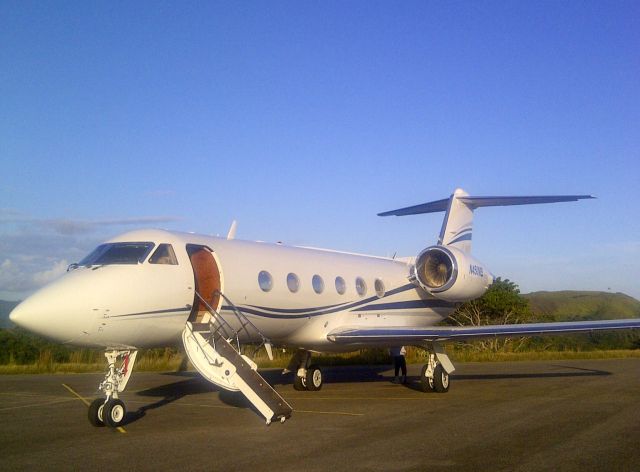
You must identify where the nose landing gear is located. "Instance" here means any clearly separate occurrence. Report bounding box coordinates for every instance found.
[88,350,137,428]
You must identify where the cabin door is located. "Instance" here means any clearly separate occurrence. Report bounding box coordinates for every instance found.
[187,244,223,323]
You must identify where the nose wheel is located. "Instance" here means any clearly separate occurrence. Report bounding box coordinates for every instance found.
[88,398,127,427]
[103,399,126,427]
[88,350,137,428]
[88,398,106,427]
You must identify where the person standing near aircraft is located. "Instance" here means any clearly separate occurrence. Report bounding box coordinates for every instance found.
[390,346,407,384]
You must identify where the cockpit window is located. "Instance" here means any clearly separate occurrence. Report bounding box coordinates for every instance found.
[79,242,155,266]
[149,244,178,265]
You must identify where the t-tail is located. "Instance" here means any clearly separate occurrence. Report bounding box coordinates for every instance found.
[379,188,594,302]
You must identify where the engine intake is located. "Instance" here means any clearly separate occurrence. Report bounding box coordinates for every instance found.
[414,245,493,302]
[416,247,457,291]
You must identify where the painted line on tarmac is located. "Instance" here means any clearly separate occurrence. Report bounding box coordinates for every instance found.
[0,392,65,398]
[125,399,362,417]
[126,399,238,410]
[286,396,443,401]
[61,383,92,406]
[0,391,75,400]
[0,397,76,411]
[293,409,364,417]
[61,384,127,434]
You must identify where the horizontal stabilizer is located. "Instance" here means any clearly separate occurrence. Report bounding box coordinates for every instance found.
[378,194,595,217]
[328,318,640,344]
[378,198,450,217]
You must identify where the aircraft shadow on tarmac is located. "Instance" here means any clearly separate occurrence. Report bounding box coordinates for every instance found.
[124,364,611,424]
[125,366,392,424]
[452,364,612,381]
[125,376,217,424]
[401,364,612,392]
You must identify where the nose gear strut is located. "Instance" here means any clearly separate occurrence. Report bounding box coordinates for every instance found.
[88,350,138,428]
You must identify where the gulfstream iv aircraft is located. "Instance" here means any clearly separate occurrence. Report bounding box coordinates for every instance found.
[10,189,640,426]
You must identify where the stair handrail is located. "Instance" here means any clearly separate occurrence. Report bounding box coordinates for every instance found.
[212,290,272,351]
[194,289,271,355]
[194,291,235,342]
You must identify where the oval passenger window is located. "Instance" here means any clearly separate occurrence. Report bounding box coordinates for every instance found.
[258,271,273,292]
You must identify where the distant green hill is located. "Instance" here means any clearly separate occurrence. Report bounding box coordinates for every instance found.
[524,291,640,321]
[0,300,20,328]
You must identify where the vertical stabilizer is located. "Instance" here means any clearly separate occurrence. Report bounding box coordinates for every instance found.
[378,189,594,254]
[438,188,473,252]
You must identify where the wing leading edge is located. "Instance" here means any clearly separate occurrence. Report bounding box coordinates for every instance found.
[327,319,640,345]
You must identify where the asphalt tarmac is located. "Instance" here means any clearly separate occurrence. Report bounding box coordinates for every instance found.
[1,359,639,471]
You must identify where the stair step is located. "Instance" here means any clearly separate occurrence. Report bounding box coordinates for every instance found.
[213,334,292,419]
[183,321,293,423]
[190,322,210,333]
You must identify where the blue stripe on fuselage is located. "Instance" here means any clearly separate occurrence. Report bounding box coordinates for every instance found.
[228,284,453,319]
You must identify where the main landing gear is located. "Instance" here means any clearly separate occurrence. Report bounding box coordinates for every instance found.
[88,350,137,428]
[420,354,450,393]
[284,346,453,395]
[288,350,323,391]
[420,344,454,394]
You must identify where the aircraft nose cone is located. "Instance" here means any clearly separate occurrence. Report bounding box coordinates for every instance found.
[8,304,20,325]
[10,297,45,333]
[7,273,95,343]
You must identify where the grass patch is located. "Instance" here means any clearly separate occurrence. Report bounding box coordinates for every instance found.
[1,347,639,375]
[0,348,187,375]
[0,363,104,375]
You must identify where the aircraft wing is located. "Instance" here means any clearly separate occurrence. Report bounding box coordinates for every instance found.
[327,319,640,345]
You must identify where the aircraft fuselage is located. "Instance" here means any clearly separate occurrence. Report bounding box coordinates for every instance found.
[11,228,457,352]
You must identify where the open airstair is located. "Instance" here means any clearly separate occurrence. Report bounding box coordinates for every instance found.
[182,291,292,424]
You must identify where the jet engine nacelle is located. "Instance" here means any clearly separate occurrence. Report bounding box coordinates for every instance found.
[414,245,493,302]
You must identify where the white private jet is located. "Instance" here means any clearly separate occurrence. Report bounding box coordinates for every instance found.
[10,188,640,427]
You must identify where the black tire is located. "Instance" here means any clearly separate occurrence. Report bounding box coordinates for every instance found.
[104,398,126,427]
[432,364,450,393]
[420,364,434,392]
[305,365,323,391]
[88,398,105,427]
[293,374,306,391]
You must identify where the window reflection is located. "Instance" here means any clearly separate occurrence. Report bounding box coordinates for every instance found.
[258,271,273,292]
[312,275,324,294]
[287,273,300,293]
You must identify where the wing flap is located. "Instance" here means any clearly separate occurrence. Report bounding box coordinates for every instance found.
[327,319,640,345]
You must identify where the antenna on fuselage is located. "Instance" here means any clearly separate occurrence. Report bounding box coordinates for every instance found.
[227,220,238,240]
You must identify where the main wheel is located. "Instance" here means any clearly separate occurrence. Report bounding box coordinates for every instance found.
[420,364,434,392]
[305,365,323,391]
[293,374,306,391]
[103,398,126,427]
[431,364,450,393]
[88,398,105,427]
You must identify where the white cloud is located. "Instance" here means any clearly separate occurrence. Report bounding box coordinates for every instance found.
[0,257,33,293]
[38,216,181,235]
[0,211,180,300]
[32,259,69,286]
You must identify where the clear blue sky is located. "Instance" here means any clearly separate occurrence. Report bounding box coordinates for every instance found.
[1,1,639,300]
